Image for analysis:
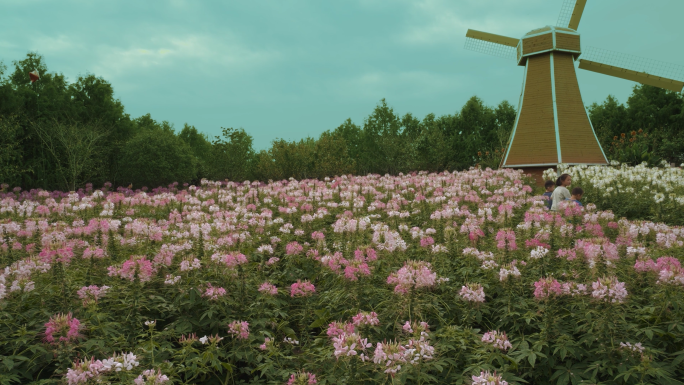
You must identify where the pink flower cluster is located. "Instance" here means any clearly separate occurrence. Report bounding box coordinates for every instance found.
[179,257,201,271]
[227,320,250,340]
[258,281,278,295]
[533,277,562,299]
[352,311,380,326]
[372,341,409,375]
[76,285,110,306]
[286,371,317,385]
[259,337,272,350]
[459,283,485,303]
[66,352,140,384]
[66,358,106,385]
[591,276,628,303]
[634,256,684,285]
[326,321,356,338]
[472,371,508,385]
[133,369,170,385]
[561,281,587,296]
[107,256,156,283]
[319,248,377,281]
[372,321,434,375]
[211,252,248,268]
[495,229,517,251]
[332,331,372,360]
[202,283,227,300]
[387,260,440,294]
[290,280,316,297]
[481,330,512,351]
[286,241,304,255]
[44,313,82,345]
[419,236,435,247]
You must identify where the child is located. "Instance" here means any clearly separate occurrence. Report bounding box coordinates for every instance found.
[564,187,584,207]
[550,174,572,211]
[542,181,555,210]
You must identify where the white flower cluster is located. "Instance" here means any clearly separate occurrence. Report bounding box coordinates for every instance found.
[544,163,684,207]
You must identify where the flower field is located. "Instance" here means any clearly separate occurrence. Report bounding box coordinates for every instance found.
[543,163,684,225]
[2,168,684,385]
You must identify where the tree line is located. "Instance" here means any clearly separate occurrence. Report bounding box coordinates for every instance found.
[1,53,683,191]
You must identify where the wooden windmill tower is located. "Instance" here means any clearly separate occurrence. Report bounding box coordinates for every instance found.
[464,0,684,177]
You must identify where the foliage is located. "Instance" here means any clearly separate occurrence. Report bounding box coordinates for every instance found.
[1,168,684,384]
[30,119,107,191]
[589,85,684,165]
[0,115,28,187]
[205,127,255,183]
[606,130,661,167]
[118,129,197,189]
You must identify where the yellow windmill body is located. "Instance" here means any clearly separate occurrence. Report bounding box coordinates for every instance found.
[464,0,684,179]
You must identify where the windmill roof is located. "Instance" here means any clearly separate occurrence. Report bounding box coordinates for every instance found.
[524,25,576,36]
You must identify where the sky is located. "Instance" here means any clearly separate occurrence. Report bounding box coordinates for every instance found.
[2,0,683,150]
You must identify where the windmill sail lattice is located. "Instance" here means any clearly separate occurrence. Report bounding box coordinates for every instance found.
[464,37,517,61]
[556,0,577,28]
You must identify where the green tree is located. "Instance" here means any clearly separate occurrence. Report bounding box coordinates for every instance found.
[0,115,28,187]
[410,113,451,172]
[31,119,106,191]
[118,129,197,189]
[268,138,316,180]
[312,131,356,178]
[206,127,256,182]
[358,99,409,174]
[179,123,213,179]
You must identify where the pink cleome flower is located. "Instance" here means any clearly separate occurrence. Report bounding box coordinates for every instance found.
[419,236,435,247]
[287,371,317,385]
[472,371,508,385]
[202,283,227,300]
[482,330,512,351]
[326,321,356,338]
[459,283,486,303]
[258,282,278,295]
[286,241,304,255]
[290,280,316,297]
[76,285,110,306]
[387,260,439,294]
[44,313,82,345]
[533,277,562,299]
[351,311,379,326]
[591,276,628,303]
[107,256,156,283]
[227,320,250,340]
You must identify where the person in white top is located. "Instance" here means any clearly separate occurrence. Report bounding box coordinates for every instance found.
[550,174,572,211]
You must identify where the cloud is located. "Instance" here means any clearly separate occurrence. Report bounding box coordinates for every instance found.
[29,34,80,54]
[400,0,558,45]
[89,33,281,81]
[328,69,465,100]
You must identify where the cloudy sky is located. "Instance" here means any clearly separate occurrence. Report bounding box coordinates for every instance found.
[2,0,683,149]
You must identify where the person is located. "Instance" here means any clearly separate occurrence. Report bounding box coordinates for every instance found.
[564,187,584,207]
[542,180,555,210]
[550,174,571,211]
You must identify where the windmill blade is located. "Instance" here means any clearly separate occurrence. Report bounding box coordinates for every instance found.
[464,29,519,61]
[557,0,587,30]
[579,47,684,92]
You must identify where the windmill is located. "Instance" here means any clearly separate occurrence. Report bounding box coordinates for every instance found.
[464,0,684,177]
